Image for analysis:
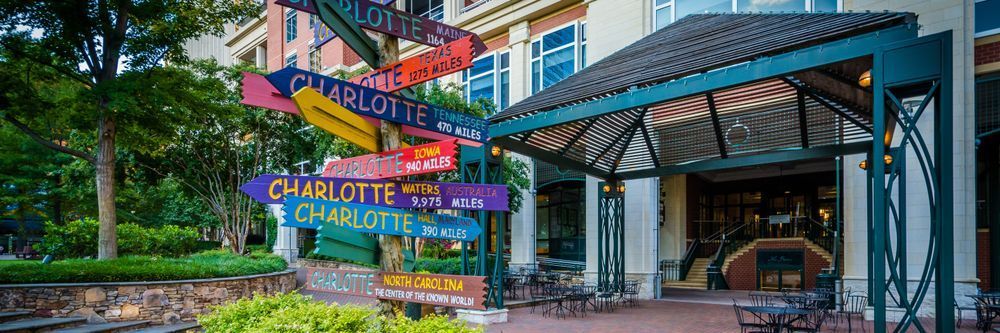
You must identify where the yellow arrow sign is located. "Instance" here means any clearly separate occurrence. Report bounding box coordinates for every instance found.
[291,87,381,153]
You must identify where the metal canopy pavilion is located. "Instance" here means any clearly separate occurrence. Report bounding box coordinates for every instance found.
[490,12,912,180]
[488,12,956,333]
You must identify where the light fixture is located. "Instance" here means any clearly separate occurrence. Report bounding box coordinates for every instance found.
[603,185,611,193]
[859,160,868,170]
[883,154,894,165]
[490,146,501,157]
[858,69,872,88]
[617,184,626,193]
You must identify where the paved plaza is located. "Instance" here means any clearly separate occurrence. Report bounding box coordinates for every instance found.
[488,289,981,333]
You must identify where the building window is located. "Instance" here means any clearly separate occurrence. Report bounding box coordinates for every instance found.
[308,46,321,72]
[654,0,674,30]
[977,0,1000,37]
[285,53,298,68]
[407,0,444,21]
[579,22,588,68]
[285,9,297,43]
[656,0,840,31]
[309,14,317,28]
[531,23,584,94]
[462,51,510,111]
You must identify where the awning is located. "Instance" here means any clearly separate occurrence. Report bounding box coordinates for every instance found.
[489,12,917,180]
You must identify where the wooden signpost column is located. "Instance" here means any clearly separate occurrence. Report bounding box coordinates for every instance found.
[376,32,405,318]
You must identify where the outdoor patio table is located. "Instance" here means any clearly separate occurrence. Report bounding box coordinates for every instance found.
[543,285,581,319]
[781,294,830,309]
[741,306,810,333]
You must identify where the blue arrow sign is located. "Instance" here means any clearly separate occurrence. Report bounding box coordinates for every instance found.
[281,195,481,242]
[266,67,489,143]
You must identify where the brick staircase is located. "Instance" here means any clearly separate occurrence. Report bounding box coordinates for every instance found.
[662,258,710,289]
[0,312,200,333]
[720,237,833,275]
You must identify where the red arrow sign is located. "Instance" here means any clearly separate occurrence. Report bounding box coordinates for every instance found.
[349,35,477,93]
[323,139,457,179]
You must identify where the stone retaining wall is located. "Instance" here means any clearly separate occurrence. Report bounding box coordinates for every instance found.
[0,269,296,325]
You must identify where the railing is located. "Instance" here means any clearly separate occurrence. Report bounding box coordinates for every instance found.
[707,223,755,290]
[237,0,266,27]
[659,259,683,281]
[539,256,586,272]
[678,239,701,281]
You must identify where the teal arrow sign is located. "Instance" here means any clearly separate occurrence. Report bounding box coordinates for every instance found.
[282,195,481,242]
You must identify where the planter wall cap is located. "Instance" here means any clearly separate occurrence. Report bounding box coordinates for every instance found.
[0,269,297,288]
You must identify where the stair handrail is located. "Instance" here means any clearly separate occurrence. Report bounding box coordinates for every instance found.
[679,238,701,281]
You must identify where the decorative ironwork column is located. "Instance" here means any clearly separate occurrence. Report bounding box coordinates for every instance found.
[598,181,625,293]
[460,144,506,309]
[870,31,953,333]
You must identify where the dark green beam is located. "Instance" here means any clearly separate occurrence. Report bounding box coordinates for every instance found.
[796,90,810,148]
[492,136,610,179]
[315,0,380,68]
[706,93,728,158]
[613,142,869,179]
[489,24,916,138]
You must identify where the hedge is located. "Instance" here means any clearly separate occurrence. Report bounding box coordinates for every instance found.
[198,292,481,333]
[0,250,287,284]
[40,218,200,258]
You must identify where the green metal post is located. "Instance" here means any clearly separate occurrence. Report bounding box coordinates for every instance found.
[460,144,505,309]
[872,52,888,331]
[935,32,955,332]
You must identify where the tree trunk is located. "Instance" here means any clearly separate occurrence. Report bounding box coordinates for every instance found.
[95,115,118,260]
[376,33,405,318]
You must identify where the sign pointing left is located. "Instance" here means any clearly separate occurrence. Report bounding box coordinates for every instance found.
[282,195,482,242]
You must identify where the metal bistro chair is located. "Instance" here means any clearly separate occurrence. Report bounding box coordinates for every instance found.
[955,299,980,329]
[787,307,829,333]
[731,301,769,333]
[749,291,774,307]
[622,280,641,308]
[836,292,868,333]
[529,281,553,316]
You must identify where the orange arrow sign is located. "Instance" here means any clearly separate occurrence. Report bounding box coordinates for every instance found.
[349,35,478,93]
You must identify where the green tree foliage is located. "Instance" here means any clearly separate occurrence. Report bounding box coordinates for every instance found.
[0,0,258,259]
[138,61,321,255]
[410,83,531,213]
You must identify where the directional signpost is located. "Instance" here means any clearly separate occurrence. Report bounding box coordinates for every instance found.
[292,87,382,152]
[349,35,478,93]
[304,267,488,310]
[267,67,489,143]
[282,195,482,242]
[240,174,509,211]
[322,139,457,179]
[276,0,486,54]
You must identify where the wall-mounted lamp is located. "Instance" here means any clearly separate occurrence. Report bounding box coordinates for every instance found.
[490,146,502,157]
[603,185,612,193]
[617,184,626,193]
[858,69,872,88]
[858,154,894,170]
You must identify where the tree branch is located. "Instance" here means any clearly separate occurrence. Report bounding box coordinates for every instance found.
[3,114,96,164]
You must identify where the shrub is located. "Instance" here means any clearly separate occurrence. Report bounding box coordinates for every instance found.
[41,218,200,258]
[198,292,480,333]
[0,250,287,284]
[195,240,223,252]
[414,256,499,275]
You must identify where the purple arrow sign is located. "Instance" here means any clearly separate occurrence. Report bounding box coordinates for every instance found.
[240,174,509,211]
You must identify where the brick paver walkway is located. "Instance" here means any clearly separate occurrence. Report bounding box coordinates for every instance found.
[489,299,979,333]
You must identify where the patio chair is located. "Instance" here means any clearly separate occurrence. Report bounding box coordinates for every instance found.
[835,292,868,333]
[595,285,617,313]
[749,291,773,307]
[529,283,553,316]
[786,308,829,333]
[955,299,979,329]
[731,301,769,333]
[622,280,640,308]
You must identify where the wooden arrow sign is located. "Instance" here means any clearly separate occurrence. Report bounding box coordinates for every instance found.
[240,174,510,211]
[323,139,457,179]
[267,67,489,143]
[349,35,477,93]
[276,0,487,54]
[310,0,397,48]
[291,87,381,153]
[240,72,482,147]
[281,195,483,242]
